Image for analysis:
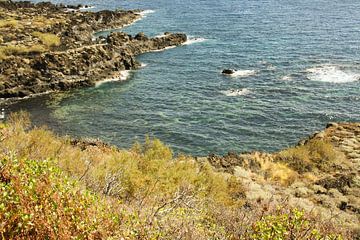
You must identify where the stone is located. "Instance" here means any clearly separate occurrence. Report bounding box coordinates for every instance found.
[222,69,236,75]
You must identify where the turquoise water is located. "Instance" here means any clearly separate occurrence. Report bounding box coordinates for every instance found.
[9,0,360,155]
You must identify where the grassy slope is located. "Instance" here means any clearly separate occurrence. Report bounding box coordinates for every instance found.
[0,112,352,239]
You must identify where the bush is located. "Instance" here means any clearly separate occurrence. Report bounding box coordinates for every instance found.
[0,156,120,239]
[248,208,343,240]
[276,139,345,173]
[0,112,352,239]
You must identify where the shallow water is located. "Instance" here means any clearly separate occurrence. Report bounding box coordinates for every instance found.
[8,0,360,155]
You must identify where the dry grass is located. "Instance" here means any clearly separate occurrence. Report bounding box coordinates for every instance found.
[0,44,46,60]
[31,16,65,28]
[276,139,347,174]
[0,18,18,28]
[0,112,353,239]
[32,32,61,47]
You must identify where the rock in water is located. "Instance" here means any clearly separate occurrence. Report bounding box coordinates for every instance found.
[222,69,236,75]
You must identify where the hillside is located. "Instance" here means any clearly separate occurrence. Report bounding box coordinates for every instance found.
[0,112,358,239]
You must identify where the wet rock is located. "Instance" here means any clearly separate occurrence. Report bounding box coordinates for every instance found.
[222,69,236,75]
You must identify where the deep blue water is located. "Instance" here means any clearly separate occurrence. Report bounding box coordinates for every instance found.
[8,0,360,155]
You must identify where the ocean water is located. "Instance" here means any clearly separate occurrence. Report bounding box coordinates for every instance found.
[8,0,360,156]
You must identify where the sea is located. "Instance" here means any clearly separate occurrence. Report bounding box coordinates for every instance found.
[7,0,360,156]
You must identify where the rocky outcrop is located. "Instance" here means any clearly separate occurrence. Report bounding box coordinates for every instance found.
[222,69,236,75]
[0,1,187,99]
[205,122,360,231]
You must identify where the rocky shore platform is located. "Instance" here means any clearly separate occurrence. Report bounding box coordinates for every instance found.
[0,1,187,99]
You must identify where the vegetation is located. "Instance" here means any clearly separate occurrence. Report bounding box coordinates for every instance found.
[32,32,61,47]
[0,18,18,28]
[0,112,352,239]
[0,45,46,60]
[276,139,347,173]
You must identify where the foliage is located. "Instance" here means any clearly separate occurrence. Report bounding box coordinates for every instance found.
[0,112,352,239]
[0,155,121,239]
[276,139,346,173]
[248,208,343,240]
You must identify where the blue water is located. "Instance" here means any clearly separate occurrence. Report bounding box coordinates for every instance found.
[10,0,360,155]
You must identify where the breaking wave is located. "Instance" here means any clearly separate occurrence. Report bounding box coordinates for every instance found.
[306,65,360,83]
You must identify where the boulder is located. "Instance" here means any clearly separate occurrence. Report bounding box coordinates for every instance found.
[134,32,149,41]
[222,69,236,75]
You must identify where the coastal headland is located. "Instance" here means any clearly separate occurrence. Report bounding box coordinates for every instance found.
[0,1,187,99]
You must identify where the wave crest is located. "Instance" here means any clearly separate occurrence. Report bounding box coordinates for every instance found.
[223,70,256,78]
[183,37,208,45]
[306,65,360,83]
[95,70,131,87]
[139,10,155,17]
[221,88,252,96]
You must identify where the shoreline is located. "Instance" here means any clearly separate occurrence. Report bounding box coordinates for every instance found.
[0,1,187,102]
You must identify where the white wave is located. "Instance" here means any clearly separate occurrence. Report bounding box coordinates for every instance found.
[267,65,277,71]
[221,88,252,97]
[306,65,360,83]
[150,46,176,52]
[95,70,130,87]
[281,75,292,81]
[79,6,95,10]
[139,10,155,17]
[140,63,148,68]
[183,37,208,45]
[224,70,257,77]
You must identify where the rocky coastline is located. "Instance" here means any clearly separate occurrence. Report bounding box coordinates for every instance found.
[0,1,187,99]
[204,122,360,231]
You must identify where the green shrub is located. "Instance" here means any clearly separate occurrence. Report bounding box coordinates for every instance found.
[276,139,345,173]
[248,208,343,240]
[0,112,351,239]
[0,156,121,239]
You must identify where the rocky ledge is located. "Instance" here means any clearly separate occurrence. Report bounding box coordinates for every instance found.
[0,1,187,99]
[204,122,360,232]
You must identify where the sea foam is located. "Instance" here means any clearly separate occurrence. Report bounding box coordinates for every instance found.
[226,70,257,78]
[95,70,130,87]
[183,37,208,45]
[150,46,177,52]
[139,10,155,17]
[221,88,252,97]
[306,65,359,83]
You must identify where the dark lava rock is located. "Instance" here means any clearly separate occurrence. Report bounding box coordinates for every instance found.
[316,173,355,194]
[134,32,149,41]
[222,69,236,75]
